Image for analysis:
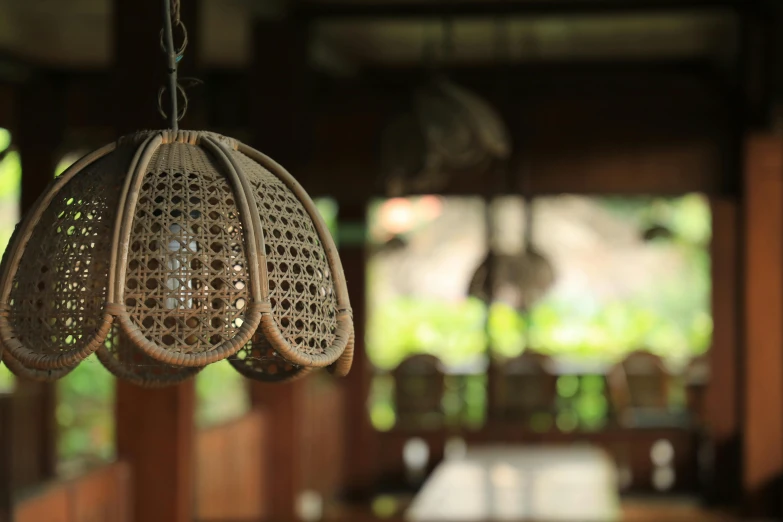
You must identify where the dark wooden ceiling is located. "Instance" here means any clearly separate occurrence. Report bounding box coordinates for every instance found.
[0,0,739,72]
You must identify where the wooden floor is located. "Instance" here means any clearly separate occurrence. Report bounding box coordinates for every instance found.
[323,498,747,522]
[620,498,745,522]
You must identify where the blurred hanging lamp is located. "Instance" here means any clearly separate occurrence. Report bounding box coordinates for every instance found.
[641,223,673,242]
[468,196,555,312]
[381,19,510,196]
[0,0,353,386]
[468,21,554,313]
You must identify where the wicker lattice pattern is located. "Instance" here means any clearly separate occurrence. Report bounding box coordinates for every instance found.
[231,149,339,358]
[229,332,309,383]
[0,130,352,386]
[96,325,202,388]
[124,144,251,357]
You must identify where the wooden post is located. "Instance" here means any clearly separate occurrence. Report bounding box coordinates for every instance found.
[705,197,741,504]
[116,383,195,522]
[338,202,377,501]
[742,132,783,517]
[112,3,200,522]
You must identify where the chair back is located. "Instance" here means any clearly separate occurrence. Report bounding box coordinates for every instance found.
[608,351,671,425]
[393,354,445,429]
[491,352,557,425]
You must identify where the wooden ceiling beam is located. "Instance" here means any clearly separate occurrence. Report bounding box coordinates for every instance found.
[294,0,740,20]
[61,60,726,127]
[57,59,732,200]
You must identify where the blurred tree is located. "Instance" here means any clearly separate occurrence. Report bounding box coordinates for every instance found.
[57,357,115,467]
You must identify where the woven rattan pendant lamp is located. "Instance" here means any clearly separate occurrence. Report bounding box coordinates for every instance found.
[380,20,510,196]
[0,0,353,386]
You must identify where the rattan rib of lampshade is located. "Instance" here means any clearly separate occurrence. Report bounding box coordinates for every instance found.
[328,330,354,377]
[0,130,352,375]
[1,350,76,382]
[96,325,202,388]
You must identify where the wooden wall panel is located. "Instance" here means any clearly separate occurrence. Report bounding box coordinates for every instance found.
[14,486,70,522]
[250,376,348,519]
[70,462,131,522]
[15,462,131,522]
[195,410,268,521]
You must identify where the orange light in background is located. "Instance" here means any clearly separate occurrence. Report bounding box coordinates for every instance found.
[417,195,443,221]
[380,197,416,235]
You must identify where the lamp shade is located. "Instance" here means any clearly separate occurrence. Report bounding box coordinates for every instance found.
[0,130,353,384]
[468,250,555,312]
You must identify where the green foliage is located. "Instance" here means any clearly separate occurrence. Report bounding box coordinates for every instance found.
[367,297,487,370]
[0,129,20,393]
[196,360,250,428]
[0,364,14,393]
[369,374,396,431]
[57,357,115,464]
[314,197,339,241]
[368,195,712,368]
[0,149,21,201]
[0,128,10,152]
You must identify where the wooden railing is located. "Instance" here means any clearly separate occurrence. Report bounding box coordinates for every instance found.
[6,381,346,522]
[195,409,268,521]
[14,462,131,522]
[300,379,345,500]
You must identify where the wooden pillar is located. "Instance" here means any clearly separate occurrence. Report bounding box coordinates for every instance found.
[742,132,783,517]
[705,197,741,504]
[338,202,377,501]
[116,385,195,522]
[113,3,200,522]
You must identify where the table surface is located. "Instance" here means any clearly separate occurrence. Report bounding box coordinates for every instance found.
[406,445,621,522]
